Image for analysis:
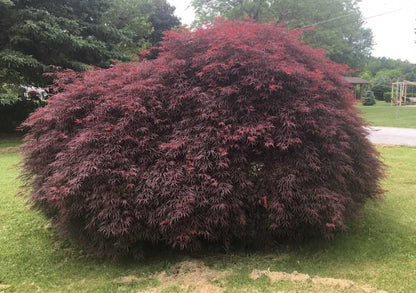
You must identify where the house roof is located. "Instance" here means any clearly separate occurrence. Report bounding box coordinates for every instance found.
[343,77,371,84]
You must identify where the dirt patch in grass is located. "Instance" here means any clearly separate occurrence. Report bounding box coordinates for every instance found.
[250,270,388,293]
[0,146,20,154]
[139,259,230,293]
[131,261,388,293]
[311,277,355,290]
[0,284,10,290]
[250,270,310,283]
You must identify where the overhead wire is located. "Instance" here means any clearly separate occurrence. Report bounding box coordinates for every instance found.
[301,3,416,29]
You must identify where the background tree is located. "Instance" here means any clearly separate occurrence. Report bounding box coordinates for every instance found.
[148,0,181,44]
[361,56,416,83]
[0,0,179,130]
[101,0,179,56]
[359,56,416,102]
[1,0,122,86]
[193,0,273,22]
[191,0,373,69]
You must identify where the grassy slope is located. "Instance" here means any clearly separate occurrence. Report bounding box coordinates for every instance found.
[357,102,416,128]
[0,142,415,292]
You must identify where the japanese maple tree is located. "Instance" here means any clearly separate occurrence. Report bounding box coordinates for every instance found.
[21,20,384,257]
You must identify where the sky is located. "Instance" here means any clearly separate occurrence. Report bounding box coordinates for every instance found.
[167,0,416,64]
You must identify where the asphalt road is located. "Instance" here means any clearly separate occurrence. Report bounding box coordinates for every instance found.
[367,126,416,146]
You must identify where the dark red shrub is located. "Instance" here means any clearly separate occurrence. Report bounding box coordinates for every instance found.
[21,20,384,257]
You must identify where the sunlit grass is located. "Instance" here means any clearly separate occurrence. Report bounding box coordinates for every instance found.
[357,101,416,128]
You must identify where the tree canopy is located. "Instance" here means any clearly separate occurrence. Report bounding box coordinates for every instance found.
[361,56,416,84]
[0,0,179,105]
[191,0,373,69]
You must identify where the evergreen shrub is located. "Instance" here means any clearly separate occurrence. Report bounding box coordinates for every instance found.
[362,90,376,106]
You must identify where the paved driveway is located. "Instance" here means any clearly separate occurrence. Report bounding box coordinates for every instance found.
[367,126,416,146]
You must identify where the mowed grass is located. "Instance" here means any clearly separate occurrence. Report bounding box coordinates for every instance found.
[0,140,415,292]
[357,101,416,128]
[0,135,22,148]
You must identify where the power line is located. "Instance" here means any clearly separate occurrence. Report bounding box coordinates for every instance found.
[364,7,408,21]
[302,4,414,29]
[302,11,357,28]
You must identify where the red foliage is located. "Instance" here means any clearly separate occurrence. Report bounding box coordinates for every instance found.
[21,20,384,256]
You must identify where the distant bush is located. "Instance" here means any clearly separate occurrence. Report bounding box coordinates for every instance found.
[21,20,384,257]
[362,90,376,106]
[372,84,389,100]
[384,92,391,103]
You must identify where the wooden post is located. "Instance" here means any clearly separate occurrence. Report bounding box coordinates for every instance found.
[396,81,400,106]
[391,83,394,105]
[404,83,408,105]
[399,82,402,106]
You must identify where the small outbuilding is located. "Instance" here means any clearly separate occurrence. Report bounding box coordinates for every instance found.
[343,77,371,99]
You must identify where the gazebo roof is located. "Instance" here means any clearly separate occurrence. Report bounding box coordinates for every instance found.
[343,77,371,84]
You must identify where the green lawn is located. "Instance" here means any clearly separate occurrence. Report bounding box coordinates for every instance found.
[1,141,415,292]
[0,135,22,148]
[357,101,416,128]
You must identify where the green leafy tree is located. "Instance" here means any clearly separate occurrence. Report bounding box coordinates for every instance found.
[103,0,180,54]
[103,0,155,56]
[0,0,122,104]
[191,0,373,69]
[1,0,151,82]
[0,0,180,94]
[362,56,416,83]
[193,0,273,22]
[0,0,180,129]
[361,57,416,103]
[372,84,390,101]
[148,0,181,44]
